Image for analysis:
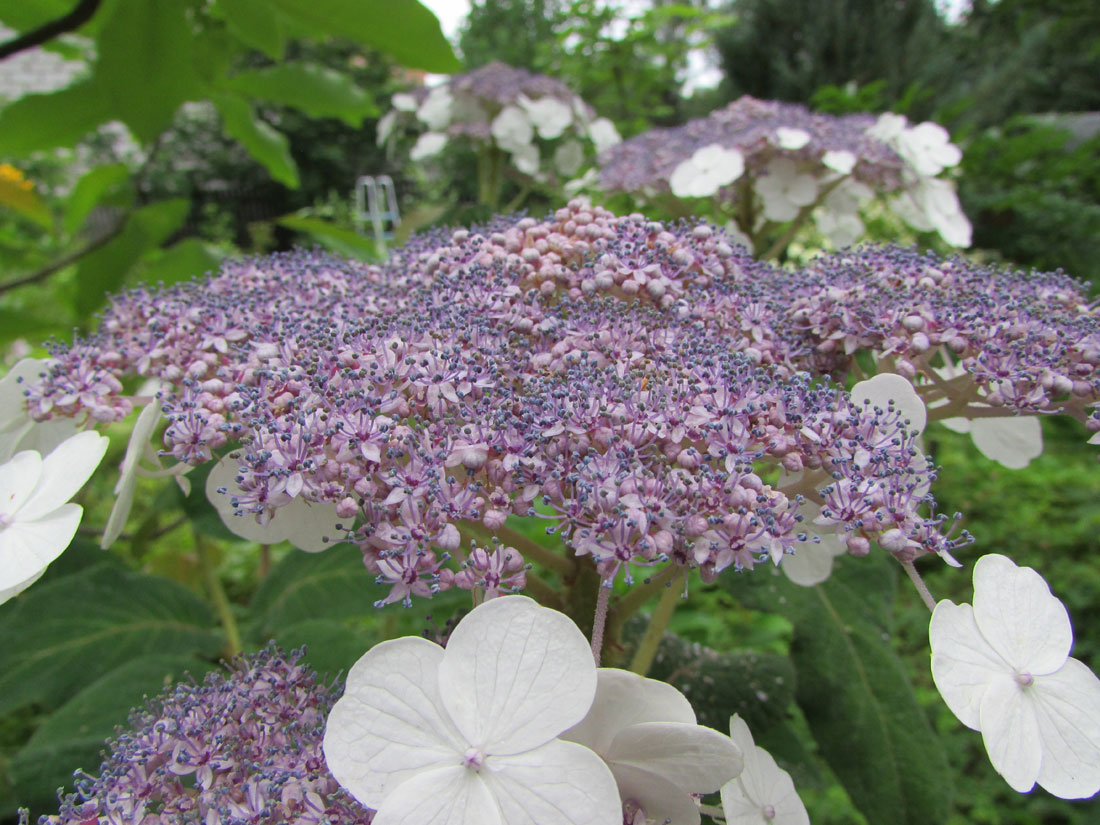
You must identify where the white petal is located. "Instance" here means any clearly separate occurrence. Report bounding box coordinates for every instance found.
[785,174,818,207]
[554,139,584,176]
[612,762,701,825]
[670,159,709,199]
[1032,658,1100,799]
[373,766,499,825]
[850,373,927,434]
[822,150,856,175]
[0,450,42,516]
[980,673,1042,793]
[972,554,1071,675]
[775,127,811,150]
[969,416,1043,469]
[19,431,108,521]
[440,596,597,755]
[103,398,163,547]
[392,93,418,112]
[0,359,49,431]
[101,470,135,549]
[410,132,448,161]
[485,739,622,825]
[324,637,465,810]
[588,118,621,153]
[939,416,971,434]
[491,106,533,152]
[565,668,696,754]
[279,496,346,552]
[723,716,808,825]
[205,455,289,544]
[608,721,742,793]
[0,504,82,604]
[523,96,573,139]
[930,601,1009,731]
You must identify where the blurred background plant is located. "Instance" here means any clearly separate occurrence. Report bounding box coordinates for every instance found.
[1,0,1099,823]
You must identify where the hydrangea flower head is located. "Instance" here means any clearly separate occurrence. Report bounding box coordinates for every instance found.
[930,554,1100,799]
[44,647,374,825]
[323,595,622,825]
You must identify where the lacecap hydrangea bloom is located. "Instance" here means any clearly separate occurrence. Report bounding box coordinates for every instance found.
[39,647,374,825]
[17,204,1100,605]
[379,62,619,188]
[598,95,969,253]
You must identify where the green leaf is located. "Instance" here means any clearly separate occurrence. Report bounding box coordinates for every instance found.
[0,309,65,347]
[214,94,299,188]
[247,544,385,635]
[132,238,225,287]
[9,654,216,812]
[268,0,460,73]
[0,81,114,156]
[0,0,72,32]
[267,619,377,681]
[219,0,288,60]
[223,63,378,125]
[276,214,380,259]
[724,557,951,825]
[64,163,132,235]
[93,1,203,142]
[0,563,223,718]
[74,198,190,315]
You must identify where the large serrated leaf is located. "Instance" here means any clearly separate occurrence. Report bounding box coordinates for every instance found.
[223,64,378,125]
[268,0,460,73]
[247,545,384,635]
[93,1,203,142]
[0,81,114,156]
[9,654,217,814]
[220,0,288,60]
[214,94,299,188]
[0,563,223,718]
[723,556,952,825]
[267,619,378,682]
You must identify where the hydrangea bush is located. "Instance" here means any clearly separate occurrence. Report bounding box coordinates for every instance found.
[378,62,621,210]
[597,96,970,258]
[3,201,1100,824]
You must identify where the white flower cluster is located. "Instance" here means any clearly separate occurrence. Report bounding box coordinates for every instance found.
[323,596,808,825]
[378,62,620,183]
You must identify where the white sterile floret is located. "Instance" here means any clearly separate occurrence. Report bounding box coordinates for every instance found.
[821,149,857,175]
[323,596,622,825]
[392,93,419,112]
[205,454,345,552]
[782,500,849,587]
[774,127,811,151]
[511,143,541,176]
[850,372,928,435]
[0,358,80,461]
[491,105,534,153]
[554,139,585,176]
[520,95,574,140]
[867,111,908,143]
[892,178,972,247]
[669,144,744,199]
[897,121,963,177]
[102,395,163,548]
[416,87,453,131]
[930,554,1100,799]
[587,117,621,154]
[721,714,809,825]
[754,159,818,222]
[563,668,743,825]
[0,430,108,605]
[410,132,448,161]
[814,209,864,248]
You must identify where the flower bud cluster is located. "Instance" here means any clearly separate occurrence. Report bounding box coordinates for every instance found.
[599,95,969,249]
[23,203,1052,603]
[41,647,372,825]
[791,245,1100,419]
[379,61,620,180]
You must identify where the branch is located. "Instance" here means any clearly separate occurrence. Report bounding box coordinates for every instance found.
[0,0,103,61]
[0,217,123,295]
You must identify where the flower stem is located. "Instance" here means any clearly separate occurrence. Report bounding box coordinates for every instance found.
[194,531,242,658]
[901,559,937,613]
[591,582,611,666]
[628,572,683,676]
